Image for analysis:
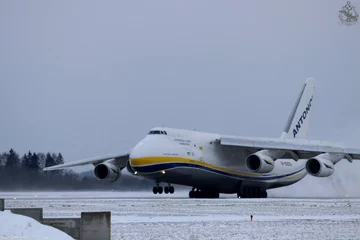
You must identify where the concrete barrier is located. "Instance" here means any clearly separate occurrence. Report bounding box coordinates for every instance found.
[0,199,4,211]
[0,199,111,240]
[10,208,43,222]
[42,218,80,240]
[80,212,111,240]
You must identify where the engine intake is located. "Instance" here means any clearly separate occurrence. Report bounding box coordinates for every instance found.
[306,157,334,177]
[94,162,121,182]
[245,153,275,173]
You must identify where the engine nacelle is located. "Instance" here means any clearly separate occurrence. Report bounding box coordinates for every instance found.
[306,157,334,177]
[245,153,275,173]
[94,162,121,182]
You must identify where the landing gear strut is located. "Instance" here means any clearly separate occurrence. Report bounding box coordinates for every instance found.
[188,187,219,198]
[153,183,174,194]
[237,186,267,198]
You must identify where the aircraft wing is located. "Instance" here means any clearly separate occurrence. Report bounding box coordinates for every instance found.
[43,152,130,171]
[219,136,360,162]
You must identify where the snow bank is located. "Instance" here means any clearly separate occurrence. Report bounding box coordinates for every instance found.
[0,210,73,240]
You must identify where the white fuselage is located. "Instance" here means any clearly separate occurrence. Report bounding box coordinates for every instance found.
[128,127,307,193]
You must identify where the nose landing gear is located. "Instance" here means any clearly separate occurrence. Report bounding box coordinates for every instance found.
[153,183,174,194]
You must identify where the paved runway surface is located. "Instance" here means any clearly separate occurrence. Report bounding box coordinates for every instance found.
[2,191,360,240]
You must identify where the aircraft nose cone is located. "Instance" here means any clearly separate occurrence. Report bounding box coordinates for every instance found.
[129,141,145,160]
[129,144,144,163]
[128,139,149,170]
[128,135,171,169]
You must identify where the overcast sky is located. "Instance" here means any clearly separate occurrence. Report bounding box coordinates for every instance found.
[1,1,360,195]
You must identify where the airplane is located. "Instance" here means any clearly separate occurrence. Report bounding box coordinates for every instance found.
[43,78,360,198]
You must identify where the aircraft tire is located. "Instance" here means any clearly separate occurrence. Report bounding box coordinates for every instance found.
[164,186,169,194]
[212,192,220,198]
[252,188,258,198]
[188,189,219,198]
[158,186,163,194]
[189,190,194,198]
[240,187,267,198]
[241,187,254,198]
[169,186,174,194]
[242,187,250,198]
[153,187,158,194]
[260,190,268,198]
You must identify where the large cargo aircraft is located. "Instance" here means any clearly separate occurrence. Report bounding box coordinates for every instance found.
[44,78,360,198]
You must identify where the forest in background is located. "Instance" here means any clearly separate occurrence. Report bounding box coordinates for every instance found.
[0,148,158,191]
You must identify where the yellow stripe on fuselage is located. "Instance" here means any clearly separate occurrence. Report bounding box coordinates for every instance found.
[130,156,267,177]
[282,172,305,181]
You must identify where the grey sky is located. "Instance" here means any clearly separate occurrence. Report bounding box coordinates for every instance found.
[1,1,360,195]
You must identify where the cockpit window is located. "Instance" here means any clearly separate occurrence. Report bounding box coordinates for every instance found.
[148,130,167,135]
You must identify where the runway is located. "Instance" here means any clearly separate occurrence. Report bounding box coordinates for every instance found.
[2,191,360,240]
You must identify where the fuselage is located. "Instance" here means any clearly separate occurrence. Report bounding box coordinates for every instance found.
[128,127,307,194]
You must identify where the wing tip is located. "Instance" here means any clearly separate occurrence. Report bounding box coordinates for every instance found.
[42,166,58,171]
[305,77,316,87]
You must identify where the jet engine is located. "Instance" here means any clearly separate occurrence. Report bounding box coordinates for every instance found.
[306,156,334,177]
[94,162,121,182]
[245,153,275,173]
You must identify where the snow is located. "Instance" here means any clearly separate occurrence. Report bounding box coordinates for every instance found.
[2,191,360,240]
[0,210,73,240]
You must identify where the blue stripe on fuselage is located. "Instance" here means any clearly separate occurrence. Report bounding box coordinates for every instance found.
[132,162,305,181]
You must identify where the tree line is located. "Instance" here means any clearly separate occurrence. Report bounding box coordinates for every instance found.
[0,148,155,191]
[0,148,65,170]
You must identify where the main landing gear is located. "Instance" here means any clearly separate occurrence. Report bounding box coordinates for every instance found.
[153,183,175,194]
[189,187,220,198]
[237,186,268,198]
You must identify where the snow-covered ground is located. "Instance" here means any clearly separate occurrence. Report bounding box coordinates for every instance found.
[1,191,360,240]
[0,210,73,240]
